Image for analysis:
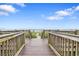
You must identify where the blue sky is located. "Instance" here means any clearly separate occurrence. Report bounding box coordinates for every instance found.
[0,3,79,29]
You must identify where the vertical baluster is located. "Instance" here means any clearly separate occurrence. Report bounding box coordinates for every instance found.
[75,41,78,56]
[61,37,63,56]
[0,42,2,56]
[7,40,9,56]
[23,33,25,44]
[71,40,74,56]
[77,42,79,55]
[13,38,16,55]
[13,37,16,55]
[54,36,56,50]
[19,35,21,48]
[66,39,68,56]
[15,36,17,53]
[60,37,62,55]
[53,35,55,48]
[10,39,12,56]
[58,36,60,55]
[17,36,19,50]
[48,33,50,45]
[68,39,70,56]
[64,38,66,56]
[58,36,59,53]
[4,41,7,56]
[0,42,1,56]
[18,35,20,50]
[52,34,54,47]
[56,36,59,53]
[55,36,57,51]
[13,37,15,55]
[55,36,57,50]
[12,38,14,56]
[2,42,4,56]
[73,41,76,56]
[48,33,49,44]
[8,40,10,56]
[11,39,13,56]
[62,38,64,56]
[65,39,68,56]
[56,36,58,51]
[66,39,70,56]
[9,40,11,56]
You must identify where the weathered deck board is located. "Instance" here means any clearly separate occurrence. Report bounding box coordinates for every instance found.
[19,38,56,56]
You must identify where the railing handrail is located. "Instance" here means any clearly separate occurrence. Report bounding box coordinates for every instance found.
[49,32,79,42]
[0,32,24,42]
[0,32,20,39]
[55,32,79,38]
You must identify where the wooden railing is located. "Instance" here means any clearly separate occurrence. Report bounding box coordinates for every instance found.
[51,30,79,35]
[48,32,79,56]
[0,32,19,38]
[0,32,25,56]
[55,32,79,38]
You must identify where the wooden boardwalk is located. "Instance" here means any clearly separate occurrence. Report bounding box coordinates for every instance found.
[19,38,56,56]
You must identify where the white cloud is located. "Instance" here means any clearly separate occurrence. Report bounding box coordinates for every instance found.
[56,10,71,16]
[47,16,63,20]
[16,3,26,7]
[75,5,79,11]
[0,4,26,16]
[47,5,79,21]
[0,5,16,13]
[66,8,72,11]
[0,11,9,16]
[47,10,71,20]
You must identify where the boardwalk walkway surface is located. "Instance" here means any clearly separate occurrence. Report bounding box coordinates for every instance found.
[19,36,56,56]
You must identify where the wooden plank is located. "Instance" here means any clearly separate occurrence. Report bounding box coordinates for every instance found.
[19,39,56,56]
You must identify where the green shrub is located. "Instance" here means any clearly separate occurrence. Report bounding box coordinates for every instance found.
[40,31,49,38]
[44,32,49,38]
[31,32,37,38]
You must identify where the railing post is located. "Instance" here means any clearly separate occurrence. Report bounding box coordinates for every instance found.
[48,33,50,44]
[68,39,70,56]
[62,38,64,56]
[75,41,78,56]
[66,39,70,56]
[55,35,57,51]
[71,40,74,56]
[14,38,16,55]
[63,38,66,56]
[2,42,4,56]
[4,41,7,56]
[0,42,1,56]
[61,37,63,56]
[76,42,79,55]
[0,42,2,56]
[60,37,62,55]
